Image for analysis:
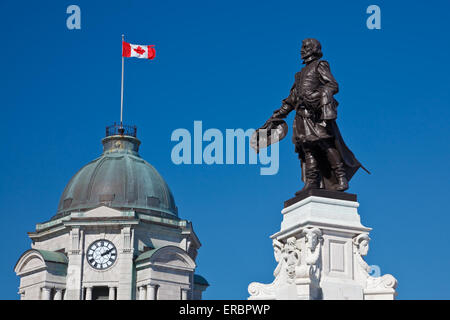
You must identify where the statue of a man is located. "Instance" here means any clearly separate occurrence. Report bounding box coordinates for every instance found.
[253,38,368,193]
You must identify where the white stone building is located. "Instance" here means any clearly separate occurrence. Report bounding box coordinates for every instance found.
[14,125,208,300]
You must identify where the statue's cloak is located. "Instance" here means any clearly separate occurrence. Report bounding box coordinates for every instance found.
[294,120,369,190]
[251,118,369,190]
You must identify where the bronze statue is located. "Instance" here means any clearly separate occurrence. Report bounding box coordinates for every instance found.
[252,38,368,194]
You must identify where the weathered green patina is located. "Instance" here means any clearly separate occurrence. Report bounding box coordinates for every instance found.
[194,274,209,286]
[16,249,68,265]
[36,249,68,264]
[135,248,159,263]
[53,134,178,220]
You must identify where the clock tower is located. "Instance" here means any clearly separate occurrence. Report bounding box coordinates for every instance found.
[14,124,208,300]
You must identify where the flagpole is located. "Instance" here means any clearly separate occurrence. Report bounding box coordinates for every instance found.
[120,34,125,127]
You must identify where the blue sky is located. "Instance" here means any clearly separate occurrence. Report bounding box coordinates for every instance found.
[1,0,449,299]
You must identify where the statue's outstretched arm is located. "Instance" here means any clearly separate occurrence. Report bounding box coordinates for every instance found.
[271,83,296,120]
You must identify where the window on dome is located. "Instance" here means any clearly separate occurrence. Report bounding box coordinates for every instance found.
[147,196,160,207]
[99,194,115,202]
[63,198,73,209]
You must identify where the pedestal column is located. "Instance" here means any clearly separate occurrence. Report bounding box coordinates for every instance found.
[54,289,63,300]
[66,227,84,300]
[146,284,157,300]
[117,227,134,300]
[139,286,147,300]
[41,287,52,300]
[109,287,116,300]
[181,288,189,300]
[85,287,92,300]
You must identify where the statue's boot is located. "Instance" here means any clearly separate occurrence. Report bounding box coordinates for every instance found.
[296,152,320,195]
[327,148,348,191]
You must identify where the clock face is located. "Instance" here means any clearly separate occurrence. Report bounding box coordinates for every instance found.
[86,240,117,270]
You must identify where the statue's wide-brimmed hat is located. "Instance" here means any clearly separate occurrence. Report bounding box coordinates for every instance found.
[250,119,288,153]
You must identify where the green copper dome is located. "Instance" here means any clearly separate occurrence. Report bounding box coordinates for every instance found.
[53,129,178,220]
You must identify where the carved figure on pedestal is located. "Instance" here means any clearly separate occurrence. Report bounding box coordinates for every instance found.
[248,237,302,299]
[272,239,284,282]
[295,227,323,292]
[248,227,325,300]
[353,234,398,293]
[248,239,287,299]
[283,237,301,283]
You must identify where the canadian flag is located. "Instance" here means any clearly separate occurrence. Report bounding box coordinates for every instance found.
[122,41,156,60]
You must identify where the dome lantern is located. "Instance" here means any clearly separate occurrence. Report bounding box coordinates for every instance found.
[103,123,140,155]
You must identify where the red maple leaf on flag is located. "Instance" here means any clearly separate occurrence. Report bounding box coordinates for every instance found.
[122,41,155,60]
[133,46,146,55]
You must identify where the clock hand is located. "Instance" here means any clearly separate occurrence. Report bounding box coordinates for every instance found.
[101,248,113,257]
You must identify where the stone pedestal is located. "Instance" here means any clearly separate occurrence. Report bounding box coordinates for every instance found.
[248,190,397,300]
